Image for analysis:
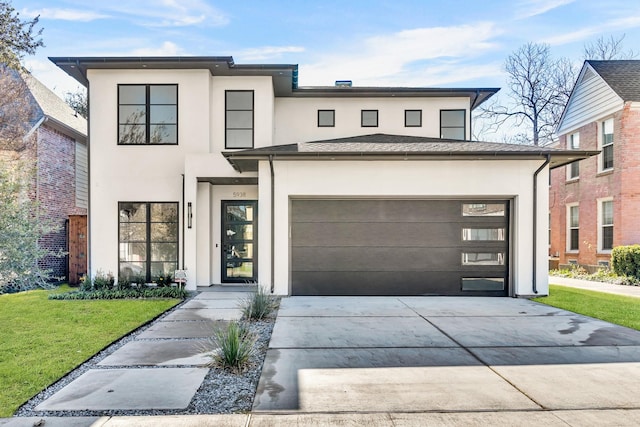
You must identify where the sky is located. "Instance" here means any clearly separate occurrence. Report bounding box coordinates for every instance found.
[16,0,640,103]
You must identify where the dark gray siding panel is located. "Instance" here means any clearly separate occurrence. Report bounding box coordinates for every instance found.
[290,199,509,296]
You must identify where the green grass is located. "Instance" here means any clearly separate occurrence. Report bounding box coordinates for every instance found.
[534,284,640,331]
[0,286,179,417]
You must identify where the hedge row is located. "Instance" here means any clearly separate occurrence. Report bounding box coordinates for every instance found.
[48,286,189,300]
[612,245,640,280]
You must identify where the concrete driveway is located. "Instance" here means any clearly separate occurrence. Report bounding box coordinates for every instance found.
[253,296,640,413]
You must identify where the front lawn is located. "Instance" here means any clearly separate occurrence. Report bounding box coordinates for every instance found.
[534,284,640,331]
[0,286,180,417]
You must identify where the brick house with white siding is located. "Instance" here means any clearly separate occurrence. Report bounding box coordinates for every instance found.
[550,60,640,269]
[1,70,88,282]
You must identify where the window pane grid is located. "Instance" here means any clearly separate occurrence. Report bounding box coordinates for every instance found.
[119,202,179,282]
[601,201,613,250]
[226,91,254,148]
[118,84,178,145]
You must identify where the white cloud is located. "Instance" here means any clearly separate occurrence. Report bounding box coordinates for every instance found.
[515,0,575,19]
[128,41,186,56]
[96,0,228,27]
[21,8,109,21]
[236,46,305,62]
[298,22,502,87]
[543,15,640,45]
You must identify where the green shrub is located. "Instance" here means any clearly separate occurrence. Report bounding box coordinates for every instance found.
[240,285,278,320]
[48,286,189,300]
[207,321,255,373]
[612,245,640,280]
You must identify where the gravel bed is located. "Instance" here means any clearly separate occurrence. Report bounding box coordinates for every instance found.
[15,294,277,417]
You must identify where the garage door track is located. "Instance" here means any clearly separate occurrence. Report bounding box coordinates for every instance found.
[253,296,640,413]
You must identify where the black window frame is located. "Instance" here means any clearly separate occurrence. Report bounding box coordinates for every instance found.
[317,109,335,127]
[440,109,466,140]
[404,109,422,127]
[118,201,179,283]
[117,84,178,145]
[225,90,254,149]
[361,110,378,127]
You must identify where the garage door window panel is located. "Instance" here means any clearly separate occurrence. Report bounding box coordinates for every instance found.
[462,228,505,241]
[462,278,505,291]
[462,252,505,265]
[462,203,505,217]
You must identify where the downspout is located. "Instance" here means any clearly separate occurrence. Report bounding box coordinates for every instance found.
[269,155,275,293]
[532,154,551,295]
[181,174,185,270]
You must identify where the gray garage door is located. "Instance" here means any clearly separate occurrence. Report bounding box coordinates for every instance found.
[291,199,509,296]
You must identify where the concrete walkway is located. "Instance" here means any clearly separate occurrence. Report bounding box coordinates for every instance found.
[549,275,640,298]
[28,290,248,413]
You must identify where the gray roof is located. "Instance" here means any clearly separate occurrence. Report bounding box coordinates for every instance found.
[22,71,87,140]
[587,60,640,101]
[223,133,599,172]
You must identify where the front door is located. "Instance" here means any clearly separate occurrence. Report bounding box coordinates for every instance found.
[222,200,257,282]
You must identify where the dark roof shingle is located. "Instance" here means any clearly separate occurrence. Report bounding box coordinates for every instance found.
[587,60,640,101]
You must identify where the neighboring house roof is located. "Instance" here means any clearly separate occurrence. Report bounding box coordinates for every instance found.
[49,56,499,110]
[556,60,640,135]
[223,133,599,172]
[22,71,87,142]
[587,60,640,102]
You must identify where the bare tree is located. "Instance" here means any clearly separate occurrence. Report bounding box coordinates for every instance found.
[477,43,575,146]
[583,34,637,60]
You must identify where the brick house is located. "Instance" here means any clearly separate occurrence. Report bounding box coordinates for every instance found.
[550,60,640,269]
[1,70,88,283]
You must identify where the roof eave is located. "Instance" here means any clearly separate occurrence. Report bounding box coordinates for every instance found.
[222,149,599,172]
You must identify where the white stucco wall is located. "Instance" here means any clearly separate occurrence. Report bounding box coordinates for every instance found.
[87,69,212,282]
[274,97,470,144]
[257,159,550,297]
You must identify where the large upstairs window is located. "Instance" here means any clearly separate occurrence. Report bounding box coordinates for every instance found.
[226,90,254,148]
[440,109,465,140]
[118,84,177,145]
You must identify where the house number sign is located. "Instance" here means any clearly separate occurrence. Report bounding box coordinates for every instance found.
[233,192,246,198]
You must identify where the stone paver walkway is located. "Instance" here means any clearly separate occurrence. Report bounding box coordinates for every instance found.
[35,290,248,412]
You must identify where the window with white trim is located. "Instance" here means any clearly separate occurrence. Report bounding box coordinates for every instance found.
[567,204,579,251]
[567,132,579,180]
[601,118,613,171]
[600,199,614,251]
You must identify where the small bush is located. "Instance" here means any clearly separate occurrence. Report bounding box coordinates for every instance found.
[93,270,115,290]
[612,245,640,280]
[240,285,278,320]
[207,321,255,373]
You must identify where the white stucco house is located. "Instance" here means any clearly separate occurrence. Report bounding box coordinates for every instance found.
[50,56,595,297]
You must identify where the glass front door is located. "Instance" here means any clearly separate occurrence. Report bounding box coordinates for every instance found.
[222,201,257,282]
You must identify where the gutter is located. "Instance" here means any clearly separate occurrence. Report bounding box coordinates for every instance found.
[269,155,275,293]
[532,154,551,295]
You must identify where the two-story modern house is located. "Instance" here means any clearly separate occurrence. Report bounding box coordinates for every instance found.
[51,56,594,296]
[551,60,640,269]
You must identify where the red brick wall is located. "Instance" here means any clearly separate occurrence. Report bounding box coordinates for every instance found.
[550,103,640,267]
[36,125,87,280]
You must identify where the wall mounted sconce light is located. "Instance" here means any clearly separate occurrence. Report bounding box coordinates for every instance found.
[187,202,193,229]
